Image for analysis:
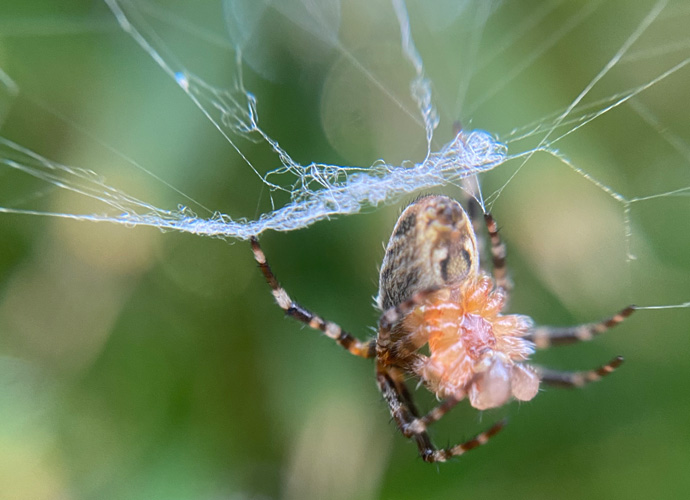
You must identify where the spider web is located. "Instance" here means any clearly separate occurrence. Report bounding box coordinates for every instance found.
[0,0,689,313]
[1,1,690,496]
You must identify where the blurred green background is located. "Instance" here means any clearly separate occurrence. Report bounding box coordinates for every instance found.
[1,1,689,499]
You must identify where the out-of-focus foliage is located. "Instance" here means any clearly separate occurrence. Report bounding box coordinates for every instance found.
[0,1,689,499]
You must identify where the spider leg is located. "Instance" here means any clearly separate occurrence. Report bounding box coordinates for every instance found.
[388,368,460,426]
[420,396,461,427]
[377,288,439,362]
[377,363,505,463]
[525,305,635,349]
[388,366,422,418]
[535,355,624,388]
[458,186,503,293]
[250,237,375,358]
[483,212,512,295]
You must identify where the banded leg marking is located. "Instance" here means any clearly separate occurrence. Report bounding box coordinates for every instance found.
[484,212,512,294]
[377,365,505,463]
[536,356,624,388]
[526,306,636,349]
[251,237,375,358]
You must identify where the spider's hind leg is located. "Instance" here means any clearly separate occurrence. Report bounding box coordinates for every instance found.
[535,356,624,389]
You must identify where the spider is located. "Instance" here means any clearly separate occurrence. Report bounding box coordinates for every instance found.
[250,194,635,463]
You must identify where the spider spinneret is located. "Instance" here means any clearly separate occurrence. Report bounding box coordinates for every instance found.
[251,194,635,463]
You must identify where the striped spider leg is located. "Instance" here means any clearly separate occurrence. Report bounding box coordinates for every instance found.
[250,237,376,359]
[525,306,635,388]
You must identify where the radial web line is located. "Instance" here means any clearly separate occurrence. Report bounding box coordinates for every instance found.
[485,0,669,209]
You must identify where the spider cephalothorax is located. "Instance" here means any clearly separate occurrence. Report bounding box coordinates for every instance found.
[251,194,634,462]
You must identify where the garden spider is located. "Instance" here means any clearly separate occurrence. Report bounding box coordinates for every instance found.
[250,195,635,463]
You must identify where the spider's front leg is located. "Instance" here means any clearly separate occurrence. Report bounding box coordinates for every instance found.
[250,237,375,358]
